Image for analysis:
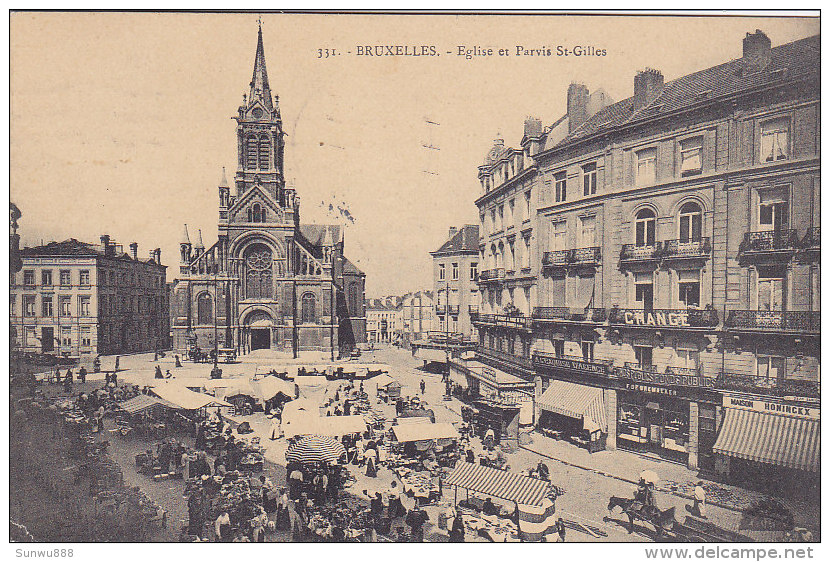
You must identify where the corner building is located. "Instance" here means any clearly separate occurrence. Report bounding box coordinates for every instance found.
[170,28,366,357]
[477,31,819,489]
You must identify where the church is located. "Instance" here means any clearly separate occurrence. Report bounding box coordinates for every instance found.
[170,26,366,357]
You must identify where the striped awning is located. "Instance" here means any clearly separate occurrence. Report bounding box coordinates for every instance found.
[285,435,347,465]
[517,498,557,542]
[443,462,552,506]
[713,408,820,473]
[118,394,180,414]
[538,380,607,432]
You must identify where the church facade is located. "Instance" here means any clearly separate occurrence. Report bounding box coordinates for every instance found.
[170,27,366,357]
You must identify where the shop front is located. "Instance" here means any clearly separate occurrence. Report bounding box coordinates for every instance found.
[537,379,607,452]
[713,393,820,500]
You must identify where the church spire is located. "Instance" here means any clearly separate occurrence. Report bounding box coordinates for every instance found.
[249,23,273,110]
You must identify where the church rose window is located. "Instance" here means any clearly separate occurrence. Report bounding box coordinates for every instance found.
[245,244,273,299]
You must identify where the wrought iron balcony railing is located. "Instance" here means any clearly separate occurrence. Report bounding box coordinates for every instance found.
[468,305,479,315]
[477,346,534,370]
[532,307,607,322]
[715,373,820,399]
[447,305,460,315]
[740,230,799,253]
[620,243,661,262]
[542,247,601,268]
[609,307,719,328]
[435,305,447,314]
[478,268,506,281]
[571,246,602,265]
[661,237,711,259]
[542,250,570,267]
[725,310,820,333]
[471,313,533,330]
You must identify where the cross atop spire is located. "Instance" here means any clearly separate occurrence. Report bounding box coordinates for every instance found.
[249,23,273,111]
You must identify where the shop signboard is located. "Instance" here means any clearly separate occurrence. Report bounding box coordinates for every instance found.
[722,394,819,420]
[622,310,690,327]
[624,382,679,396]
[532,353,609,375]
[616,366,716,389]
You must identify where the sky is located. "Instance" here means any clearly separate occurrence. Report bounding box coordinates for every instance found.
[10,12,818,298]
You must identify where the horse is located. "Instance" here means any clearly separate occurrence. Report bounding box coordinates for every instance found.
[608,496,676,538]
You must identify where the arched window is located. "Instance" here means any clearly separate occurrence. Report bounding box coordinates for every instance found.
[247,208,253,222]
[349,284,360,314]
[197,293,213,325]
[301,292,317,324]
[635,208,656,246]
[258,135,270,170]
[252,204,262,223]
[246,136,258,169]
[244,244,273,300]
[678,202,702,242]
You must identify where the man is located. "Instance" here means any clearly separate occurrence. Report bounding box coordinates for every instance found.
[448,507,465,542]
[78,366,87,384]
[556,518,566,542]
[420,379,426,395]
[406,506,428,542]
[214,510,231,542]
[693,481,707,518]
[484,426,496,451]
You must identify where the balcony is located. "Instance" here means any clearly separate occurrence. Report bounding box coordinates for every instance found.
[609,307,719,328]
[620,243,661,262]
[471,313,533,330]
[740,230,799,254]
[447,305,460,316]
[478,268,505,283]
[542,247,601,269]
[435,305,446,314]
[725,310,820,333]
[468,305,479,315]
[477,346,534,371]
[802,227,820,250]
[661,238,711,259]
[532,307,607,323]
[532,351,613,376]
[715,373,819,399]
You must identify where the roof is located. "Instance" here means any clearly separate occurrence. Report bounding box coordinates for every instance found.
[557,34,819,148]
[299,224,342,248]
[249,24,273,111]
[341,256,364,276]
[443,462,553,506]
[432,224,480,255]
[118,394,180,414]
[391,422,459,442]
[366,297,402,311]
[150,383,232,410]
[284,415,368,439]
[21,238,165,267]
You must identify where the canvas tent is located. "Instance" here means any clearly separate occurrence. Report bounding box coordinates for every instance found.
[150,383,232,411]
[284,415,368,439]
[391,422,459,443]
[118,394,180,414]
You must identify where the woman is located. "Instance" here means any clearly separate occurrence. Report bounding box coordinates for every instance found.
[365,447,378,477]
[214,511,232,542]
[277,487,291,530]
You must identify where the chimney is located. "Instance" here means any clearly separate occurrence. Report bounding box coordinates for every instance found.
[743,29,771,70]
[100,235,112,256]
[567,83,590,132]
[523,116,543,139]
[155,248,161,264]
[634,68,664,111]
[448,226,459,239]
[129,242,138,260]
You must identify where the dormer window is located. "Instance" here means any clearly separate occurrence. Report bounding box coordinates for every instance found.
[761,117,789,162]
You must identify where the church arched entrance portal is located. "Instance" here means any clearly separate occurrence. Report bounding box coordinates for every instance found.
[245,310,273,351]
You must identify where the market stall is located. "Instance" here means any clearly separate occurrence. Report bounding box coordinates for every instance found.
[537,380,607,451]
[286,434,348,465]
[374,374,402,402]
[284,415,368,439]
[150,383,234,418]
[114,394,184,438]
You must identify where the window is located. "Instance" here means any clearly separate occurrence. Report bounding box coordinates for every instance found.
[196,293,213,324]
[554,171,567,202]
[81,327,91,347]
[490,209,497,231]
[244,244,273,299]
[438,263,445,281]
[60,296,72,316]
[522,237,531,269]
[10,295,16,316]
[524,191,532,218]
[634,345,653,369]
[581,340,595,363]
[23,270,34,286]
[676,349,699,370]
[24,326,36,346]
[61,326,72,347]
[636,148,657,185]
[552,221,567,251]
[680,137,703,176]
[552,339,565,357]
[757,355,785,384]
[59,270,71,286]
[635,208,656,246]
[498,205,504,230]
[507,241,515,271]
[678,270,701,308]
[41,270,53,287]
[758,192,788,232]
[24,295,35,316]
[634,272,654,311]
[583,162,597,196]
[258,135,270,170]
[246,135,258,169]
[42,295,53,317]
[580,215,596,247]
[301,293,317,324]
[508,199,515,226]
[760,118,789,162]
[470,262,478,280]
[451,263,459,280]
[678,202,703,241]
[79,270,90,286]
[758,271,784,311]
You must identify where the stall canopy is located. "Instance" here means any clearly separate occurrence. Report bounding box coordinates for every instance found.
[712,408,820,473]
[118,394,180,414]
[150,384,232,410]
[392,422,459,443]
[253,376,295,402]
[285,435,347,465]
[373,373,400,389]
[538,380,607,432]
[444,462,552,506]
[396,416,431,425]
[284,415,368,439]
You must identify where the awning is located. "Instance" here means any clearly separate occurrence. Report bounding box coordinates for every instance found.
[285,435,347,465]
[538,380,607,432]
[252,376,295,401]
[285,415,367,439]
[373,373,400,389]
[443,462,552,506]
[118,394,180,414]
[713,408,820,472]
[392,422,459,443]
[150,383,233,410]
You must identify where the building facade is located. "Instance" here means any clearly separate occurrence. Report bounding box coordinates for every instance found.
[470,31,819,484]
[365,297,403,344]
[400,290,435,345]
[431,225,480,340]
[169,27,366,357]
[10,237,168,358]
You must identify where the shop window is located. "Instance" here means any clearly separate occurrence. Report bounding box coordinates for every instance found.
[680,137,703,176]
[636,148,657,185]
[634,345,653,369]
[618,403,643,443]
[678,270,701,308]
[662,404,690,452]
[582,162,598,196]
[635,209,656,246]
[760,118,789,162]
[678,202,702,241]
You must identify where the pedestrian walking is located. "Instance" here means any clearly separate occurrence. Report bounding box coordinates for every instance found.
[114,356,120,372]
[556,518,567,542]
[155,365,164,379]
[78,366,87,384]
[693,481,707,518]
[420,379,426,394]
